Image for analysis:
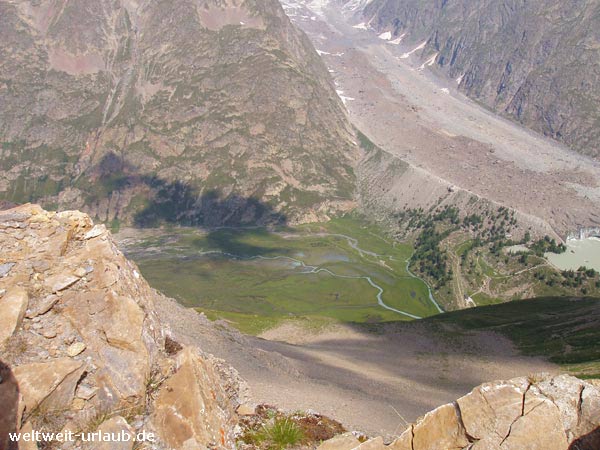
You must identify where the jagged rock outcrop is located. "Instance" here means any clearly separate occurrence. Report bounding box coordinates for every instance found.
[318,374,600,450]
[358,0,600,159]
[0,0,359,226]
[0,288,28,346]
[152,347,238,449]
[0,204,244,449]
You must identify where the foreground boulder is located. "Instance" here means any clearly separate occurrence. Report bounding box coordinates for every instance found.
[318,374,600,450]
[0,288,28,345]
[0,204,243,449]
[152,347,238,448]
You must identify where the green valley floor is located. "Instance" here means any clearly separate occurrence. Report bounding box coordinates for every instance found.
[117,216,442,334]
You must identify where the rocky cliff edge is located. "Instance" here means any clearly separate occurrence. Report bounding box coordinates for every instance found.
[0,204,245,449]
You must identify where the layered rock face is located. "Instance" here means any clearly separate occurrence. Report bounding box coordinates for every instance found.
[0,0,358,226]
[359,0,600,159]
[318,374,600,450]
[0,204,243,449]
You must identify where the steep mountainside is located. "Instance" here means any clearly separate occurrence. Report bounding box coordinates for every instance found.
[0,0,358,226]
[359,0,600,158]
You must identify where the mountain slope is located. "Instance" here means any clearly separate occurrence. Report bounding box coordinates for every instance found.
[359,0,600,158]
[430,296,600,378]
[2,204,599,449]
[0,0,359,226]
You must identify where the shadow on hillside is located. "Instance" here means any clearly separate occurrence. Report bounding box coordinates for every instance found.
[0,360,19,450]
[423,297,600,366]
[246,319,546,425]
[134,184,287,228]
[245,298,600,417]
[86,152,287,228]
[201,228,291,257]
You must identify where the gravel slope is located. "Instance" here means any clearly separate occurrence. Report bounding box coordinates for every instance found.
[155,295,556,439]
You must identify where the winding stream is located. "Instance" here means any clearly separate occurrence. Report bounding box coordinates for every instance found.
[404,259,444,313]
[260,255,422,319]
[196,230,443,319]
[286,232,443,313]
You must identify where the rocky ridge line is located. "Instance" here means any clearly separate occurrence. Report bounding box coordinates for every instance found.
[358,0,600,159]
[0,0,359,226]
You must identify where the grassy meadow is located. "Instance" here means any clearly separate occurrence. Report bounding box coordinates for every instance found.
[121,215,441,334]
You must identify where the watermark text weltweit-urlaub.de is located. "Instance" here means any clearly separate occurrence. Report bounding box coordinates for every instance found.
[9,430,156,443]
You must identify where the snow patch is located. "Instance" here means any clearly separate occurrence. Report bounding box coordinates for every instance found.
[456,74,464,85]
[307,0,329,16]
[352,22,368,30]
[400,41,427,59]
[316,48,343,57]
[440,88,450,95]
[343,0,376,13]
[418,52,438,71]
[387,33,406,45]
[378,31,392,40]
[336,89,355,105]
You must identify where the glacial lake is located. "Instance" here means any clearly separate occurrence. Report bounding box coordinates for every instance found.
[546,237,600,272]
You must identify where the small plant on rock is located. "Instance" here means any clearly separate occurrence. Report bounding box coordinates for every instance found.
[253,417,304,450]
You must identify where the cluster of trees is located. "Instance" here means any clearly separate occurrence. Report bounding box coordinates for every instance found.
[397,205,461,231]
[529,236,566,257]
[534,266,600,293]
[433,205,460,224]
[462,214,483,228]
[412,222,452,288]
[398,205,516,242]
[398,203,596,298]
[496,207,517,226]
[561,267,599,292]
[399,203,568,293]
[402,205,521,287]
